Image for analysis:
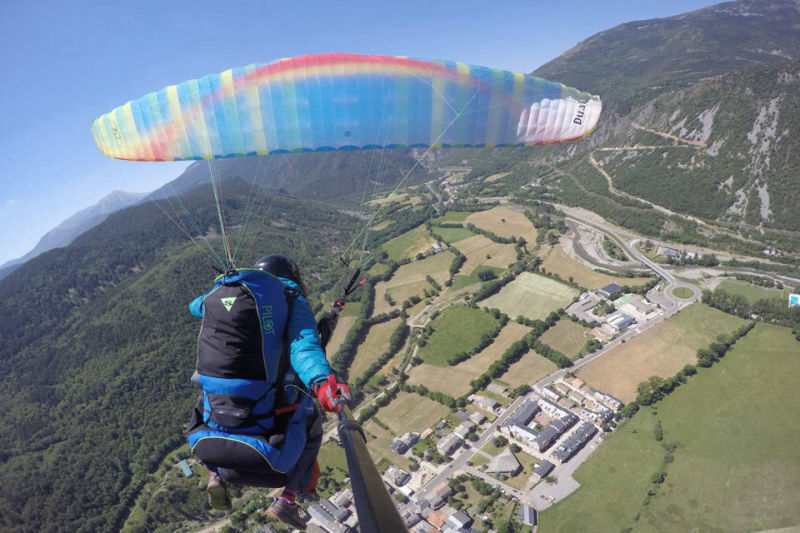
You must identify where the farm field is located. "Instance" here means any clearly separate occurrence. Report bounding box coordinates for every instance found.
[716,279,791,304]
[483,172,510,183]
[348,317,402,380]
[417,305,500,366]
[481,272,579,320]
[578,303,748,402]
[325,315,356,358]
[500,350,558,387]
[450,265,504,291]
[450,234,517,275]
[430,211,473,224]
[370,219,393,231]
[408,322,531,397]
[430,225,477,243]
[540,323,800,533]
[373,251,454,314]
[539,320,590,360]
[464,206,537,244]
[363,420,413,473]
[381,224,437,262]
[377,391,451,434]
[541,245,651,290]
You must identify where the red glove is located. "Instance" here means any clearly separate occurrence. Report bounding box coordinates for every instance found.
[314,374,352,412]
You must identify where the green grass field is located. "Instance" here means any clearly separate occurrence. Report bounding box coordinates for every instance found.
[409,322,530,396]
[430,225,478,243]
[381,225,436,262]
[417,305,500,366]
[716,279,792,304]
[450,265,505,291]
[539,319,589,360]
[373,251,454,314]
[671,286,693,299]
[541,323,800,532]
[481,272,579,320]
[464,206,538,244]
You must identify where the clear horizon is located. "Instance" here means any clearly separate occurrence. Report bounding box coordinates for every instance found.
[0,0,722,265]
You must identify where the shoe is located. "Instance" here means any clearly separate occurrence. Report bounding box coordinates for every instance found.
[266,498,310,530]
[206,472,231,511]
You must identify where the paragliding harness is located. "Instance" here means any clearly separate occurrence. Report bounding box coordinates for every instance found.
[187,269,317,486]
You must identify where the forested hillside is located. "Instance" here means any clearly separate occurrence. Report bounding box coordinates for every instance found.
[0,180,361,532]
[533,0,800,112]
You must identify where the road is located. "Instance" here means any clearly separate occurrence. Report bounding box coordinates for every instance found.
[416,395,529,502]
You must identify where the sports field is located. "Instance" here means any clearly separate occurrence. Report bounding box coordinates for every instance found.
[417,305,500,366]
[499,349,558,387]
[716,279,791,304]
[481,272,579,320]
[541,246,651,290]
[408,322,531,396]
[578,303,747,402]
[539,319,589,360]
[464,206,537,244]
[381,225,437,262]
[373,251,454,314]
[349,317,403,379]
[540,323,800,533]
[450,235,518,275]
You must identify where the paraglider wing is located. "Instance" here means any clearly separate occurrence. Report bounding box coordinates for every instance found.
[91,53,601,162]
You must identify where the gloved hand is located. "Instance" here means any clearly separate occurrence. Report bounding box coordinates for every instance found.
[314,374,351,412]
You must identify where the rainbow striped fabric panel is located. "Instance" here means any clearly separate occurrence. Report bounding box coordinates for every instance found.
[92,53,601,161]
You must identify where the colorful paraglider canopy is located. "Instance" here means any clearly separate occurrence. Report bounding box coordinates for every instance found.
[92,53,601,162]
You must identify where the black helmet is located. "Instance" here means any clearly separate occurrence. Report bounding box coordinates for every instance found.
[255,255,304,289]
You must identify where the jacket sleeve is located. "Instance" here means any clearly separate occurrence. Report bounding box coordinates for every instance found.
[287,292,334,388]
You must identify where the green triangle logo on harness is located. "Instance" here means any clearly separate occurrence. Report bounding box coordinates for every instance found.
[221,297,237,312]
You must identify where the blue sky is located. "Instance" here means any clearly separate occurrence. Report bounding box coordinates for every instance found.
[0,0,722,265]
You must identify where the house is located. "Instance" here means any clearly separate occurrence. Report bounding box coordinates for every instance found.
[420,427,434,440]
[541,387,560,401]
[518,504,538,526]
[433,482,453,500]
[454,421,475,439]
[606,312,635,331]
[551,422,598,463]
[532,459,555,479]
[472,394,499,411]
[385,465,411,486]
[454,410,470,420]
[568,390,585,405]
[308,503,350,533]
[426,508,449,529]
[401,509,423,528]
[566,376,585,389]
[486,448,522,476]
[446,510,474,530]
[554,382,570,396]
[557,397,573,410]
[391,431,420,454]
[486,383,507,396]
[468,411,486,425]
[593,391,623,411]
[437,434,462,456]
[331,488,353,508]
[658,246,680,260]
[320,498,351,523]
[177,460,193,478]
[597,283,623,299]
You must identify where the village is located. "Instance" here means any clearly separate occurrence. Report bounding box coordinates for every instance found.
[298,279,662,533]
